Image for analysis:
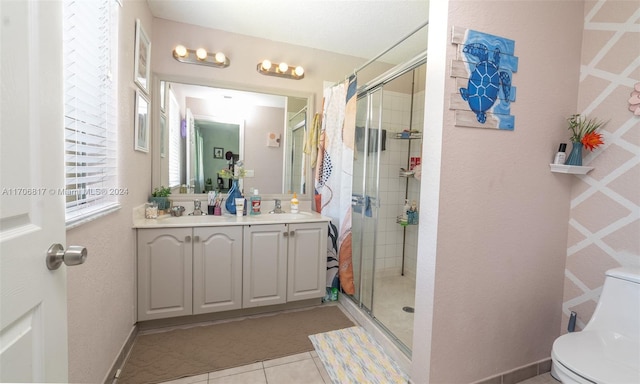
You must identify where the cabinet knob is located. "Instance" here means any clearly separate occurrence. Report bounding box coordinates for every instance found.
[289,231,295,237]
[283,231,288,237]
[194,235,200,242]
[185,235,191,243]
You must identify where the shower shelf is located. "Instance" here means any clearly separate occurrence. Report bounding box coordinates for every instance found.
[396,216,417,226]
[394,132,422,139]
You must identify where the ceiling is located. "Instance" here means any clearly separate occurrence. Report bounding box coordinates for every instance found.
[146,0,429,64]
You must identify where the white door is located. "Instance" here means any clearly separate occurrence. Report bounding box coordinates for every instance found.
[0,1,68,382]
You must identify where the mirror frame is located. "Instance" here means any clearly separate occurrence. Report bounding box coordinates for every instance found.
[151,73,316,201]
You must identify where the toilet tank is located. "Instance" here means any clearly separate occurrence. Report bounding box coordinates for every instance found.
[584,267,640,339]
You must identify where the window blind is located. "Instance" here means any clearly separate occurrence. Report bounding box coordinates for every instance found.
[168,89,182,187]
[63,0,119,226]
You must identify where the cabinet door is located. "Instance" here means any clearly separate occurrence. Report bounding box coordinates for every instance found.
[193,226,243,314]
[243,224,287,307]
[137,228,193,321]
[287,222,328,301]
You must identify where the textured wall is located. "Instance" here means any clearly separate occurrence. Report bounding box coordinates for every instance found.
[65,1,153,382]
[561,0,640,332]
[413,1,584,383]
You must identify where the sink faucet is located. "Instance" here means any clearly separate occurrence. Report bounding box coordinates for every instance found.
[192,199,203,216]
[269,199,284,214]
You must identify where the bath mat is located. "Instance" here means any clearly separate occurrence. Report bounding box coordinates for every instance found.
[118,305,354,384]
[310,326,409,384]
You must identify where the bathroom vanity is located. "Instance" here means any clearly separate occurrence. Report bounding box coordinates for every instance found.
[133,211,329,321]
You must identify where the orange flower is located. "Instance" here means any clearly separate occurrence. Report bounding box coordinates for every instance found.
[581,131,604,151]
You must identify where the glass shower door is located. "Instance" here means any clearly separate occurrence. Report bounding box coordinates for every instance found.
[351,88,382,313]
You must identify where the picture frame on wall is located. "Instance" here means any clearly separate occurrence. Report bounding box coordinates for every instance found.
[214,147,224,159]
[134,91,150,153]
[134,19,151,94]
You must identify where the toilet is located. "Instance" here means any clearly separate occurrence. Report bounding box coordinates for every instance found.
[551,267,640,383]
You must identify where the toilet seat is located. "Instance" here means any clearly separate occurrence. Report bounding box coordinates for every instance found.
[552,330,640,383]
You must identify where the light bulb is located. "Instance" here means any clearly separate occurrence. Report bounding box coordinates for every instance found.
[294,66,304,77]
[174,45,187,57]
[261,60,272,71]
[196,48,207,60]
[215,52,226,63]
[278,62,289,73]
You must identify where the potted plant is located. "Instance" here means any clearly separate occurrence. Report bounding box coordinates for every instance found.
[150,186,171,210]
[565,114,607,166]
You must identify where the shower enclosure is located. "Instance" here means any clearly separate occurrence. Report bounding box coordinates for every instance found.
[349,58,426,355]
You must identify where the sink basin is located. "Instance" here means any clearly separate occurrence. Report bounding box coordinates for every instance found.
[156,214,233,224]
[250,212,315,221]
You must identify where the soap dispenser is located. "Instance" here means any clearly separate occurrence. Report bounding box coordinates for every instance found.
[290,193,299,213]
[250,189,261,215]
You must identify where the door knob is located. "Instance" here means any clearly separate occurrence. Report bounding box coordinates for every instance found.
[46,243,87,270]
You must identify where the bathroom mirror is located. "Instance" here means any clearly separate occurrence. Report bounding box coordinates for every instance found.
[151,75,313,199]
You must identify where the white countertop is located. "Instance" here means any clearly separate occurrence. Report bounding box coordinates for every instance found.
[133,210,330,229]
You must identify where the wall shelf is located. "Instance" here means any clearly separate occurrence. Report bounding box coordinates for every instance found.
[549,164,594,174]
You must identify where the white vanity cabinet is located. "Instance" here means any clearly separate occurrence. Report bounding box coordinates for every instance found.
[137,226,243,321]
[286,222,328,302]
[137,228,193,321]
[134,212,329,322]
[242,222,327,308]
[242,224,288,308]
[193,226,243,314]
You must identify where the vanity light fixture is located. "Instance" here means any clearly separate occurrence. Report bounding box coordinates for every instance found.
[257,59,304,80]
[172,45,230,68]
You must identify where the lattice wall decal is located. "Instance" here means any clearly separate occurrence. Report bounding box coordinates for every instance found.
[561,0,640,333]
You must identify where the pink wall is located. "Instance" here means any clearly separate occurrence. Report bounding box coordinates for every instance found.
[65,1,154,382]
[151,18,393,116]
[242,106,286,194]
[561,0,640,332]
[414,1,584,382]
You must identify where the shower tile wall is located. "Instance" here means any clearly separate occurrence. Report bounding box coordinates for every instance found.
[367,90,423,280]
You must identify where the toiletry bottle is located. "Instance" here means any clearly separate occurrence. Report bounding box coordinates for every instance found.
[554,143,567,165]
[410,200,418,225]
[401,199,409,223]
[290,193,299,213]
[250,189,261,215]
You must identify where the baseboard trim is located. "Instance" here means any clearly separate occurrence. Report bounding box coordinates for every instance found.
[472,358,553,384]
[103,324,138,384]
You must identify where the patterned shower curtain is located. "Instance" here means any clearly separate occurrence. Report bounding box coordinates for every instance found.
[315,75,357,295]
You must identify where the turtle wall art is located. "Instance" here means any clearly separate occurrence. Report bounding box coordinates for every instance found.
[450,27,519,130]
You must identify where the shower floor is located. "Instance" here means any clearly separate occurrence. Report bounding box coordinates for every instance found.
[371,274,416,350]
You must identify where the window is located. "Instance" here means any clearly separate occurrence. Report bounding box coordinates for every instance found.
[63,0,119,227]
[168,88,182,188]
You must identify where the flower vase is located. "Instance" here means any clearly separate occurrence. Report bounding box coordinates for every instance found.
[565,141,583,166]
[225,180,242,214]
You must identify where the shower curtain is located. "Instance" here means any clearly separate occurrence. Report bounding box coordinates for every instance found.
[315,75,357,295]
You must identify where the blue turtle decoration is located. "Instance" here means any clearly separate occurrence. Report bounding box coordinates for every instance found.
[460,43,512,124]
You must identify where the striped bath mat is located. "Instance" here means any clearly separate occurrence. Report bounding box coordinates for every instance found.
[309,326,409,384]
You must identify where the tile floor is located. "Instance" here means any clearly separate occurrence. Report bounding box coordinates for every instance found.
[158,351,331,384]
[518,372,557,384]
[152,293,558,384]
[158,354,556,384]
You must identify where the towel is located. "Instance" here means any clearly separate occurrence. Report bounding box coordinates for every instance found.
[351,194,372,217]
[305,113,322,168]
